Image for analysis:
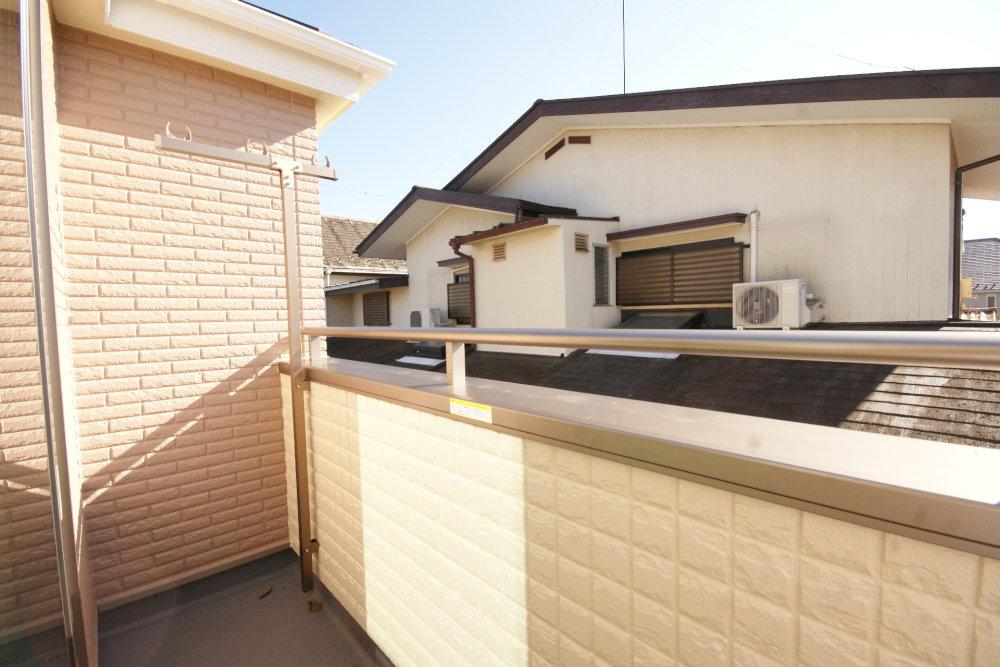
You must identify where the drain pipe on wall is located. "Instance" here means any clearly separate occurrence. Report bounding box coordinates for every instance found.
[748,209,760,282]
[449,239,476,327]
[20,0,93,662]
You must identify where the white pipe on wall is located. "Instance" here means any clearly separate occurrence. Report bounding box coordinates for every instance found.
[748,209,760,282]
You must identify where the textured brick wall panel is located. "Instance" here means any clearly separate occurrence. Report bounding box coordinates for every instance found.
[0,8,64,636]
[286,378,1000,666]
[50,25,322,605]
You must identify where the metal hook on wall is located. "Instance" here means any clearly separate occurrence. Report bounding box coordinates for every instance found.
[164,121,192,142]
[245,138,268,155]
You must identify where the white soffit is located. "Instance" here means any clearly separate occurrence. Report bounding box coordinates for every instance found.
[468,98,1000,200]
[52,0,394,131]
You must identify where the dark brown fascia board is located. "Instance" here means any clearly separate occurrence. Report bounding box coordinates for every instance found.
[443,67,1000,192]
[436,257,469,268]
[607,212,747,241]
[451,218,549,247]
[355,186,576,256]
[544,138,565,159]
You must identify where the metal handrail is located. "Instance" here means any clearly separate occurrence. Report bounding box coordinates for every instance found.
[305,326,1000,387]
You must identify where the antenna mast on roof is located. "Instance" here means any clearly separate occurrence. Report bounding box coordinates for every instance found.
[621,0,626,93]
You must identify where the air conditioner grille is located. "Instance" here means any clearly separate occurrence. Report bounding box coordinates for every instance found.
[737,284,780,325]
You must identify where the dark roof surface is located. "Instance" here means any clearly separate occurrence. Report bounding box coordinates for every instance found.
[442,67,1000,192]
[357,187,576,256]
[964,238,1000,289]
[322,216,406,273]
[328,324,1000,449]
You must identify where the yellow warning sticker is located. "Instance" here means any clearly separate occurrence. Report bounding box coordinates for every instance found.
[449,398,493,424]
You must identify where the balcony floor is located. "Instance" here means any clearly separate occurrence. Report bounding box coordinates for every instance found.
[99,549,379,667]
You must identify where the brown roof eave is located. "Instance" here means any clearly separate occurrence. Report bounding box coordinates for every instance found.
[451,218,549,247]
[443,67,1000,192]
[607,212,746,242]
[355,186,576,256]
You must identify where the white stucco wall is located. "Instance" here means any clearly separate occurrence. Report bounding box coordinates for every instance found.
[557,219,621,331]
[488,124,954,323]
[349,286,410,328]
[472,226,568,356]
[405,207,512,316]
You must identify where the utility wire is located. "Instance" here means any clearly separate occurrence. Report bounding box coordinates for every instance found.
[666,0,916,72]
[648,0,751,75]
[425,0,607,182]
[319,180,397,199]
[621,0,626,93]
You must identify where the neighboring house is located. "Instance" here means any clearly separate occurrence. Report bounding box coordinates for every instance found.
[357,68,1000,354]
[962,237,1000,310]
[323,216,407,326]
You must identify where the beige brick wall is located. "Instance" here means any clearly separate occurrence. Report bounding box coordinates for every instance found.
[50,25,324,605]
[286,378,1000,666]
[0,8,65,637]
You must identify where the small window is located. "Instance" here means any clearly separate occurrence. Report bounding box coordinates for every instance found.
[989,295,997,309]
[362,291,390,326]
[594,245,610,306]
[492,242,506,261]
[454,273,470,284]
[575,233,589,252]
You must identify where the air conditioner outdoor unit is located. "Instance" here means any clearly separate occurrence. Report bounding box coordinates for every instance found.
[733,279,810,329]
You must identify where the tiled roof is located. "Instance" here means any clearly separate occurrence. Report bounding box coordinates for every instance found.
[963,238,1000,287]
[327,325,1000,449]
[322,216,406,273]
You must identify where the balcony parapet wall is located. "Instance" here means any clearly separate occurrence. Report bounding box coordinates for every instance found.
[281,359,1000,665]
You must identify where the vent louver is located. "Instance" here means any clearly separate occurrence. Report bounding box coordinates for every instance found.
[492,242,506,261]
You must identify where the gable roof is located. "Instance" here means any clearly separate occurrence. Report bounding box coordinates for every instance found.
[322,216,406,273]
[356,187,577,259]
[441,67,1000,197]
[963,237,1000,288]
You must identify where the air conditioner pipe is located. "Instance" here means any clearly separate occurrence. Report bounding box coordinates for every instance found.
[748,209,760,282]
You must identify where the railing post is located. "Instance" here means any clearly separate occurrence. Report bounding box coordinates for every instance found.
[445,341,466,391]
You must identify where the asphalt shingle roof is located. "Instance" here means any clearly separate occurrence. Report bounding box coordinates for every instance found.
[327,324,1000,449]
[322,216,406,273]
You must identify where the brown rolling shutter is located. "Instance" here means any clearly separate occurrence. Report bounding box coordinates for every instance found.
[673,243,743,304]
[362,291,390,326]
[594,245,610,306]
[617,250,673,306]
[447,282,472,324]
[616,240,743,306]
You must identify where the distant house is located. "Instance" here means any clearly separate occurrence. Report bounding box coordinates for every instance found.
[322,216,407,326]
[962,237,1000,311]
[356,67,1000,354]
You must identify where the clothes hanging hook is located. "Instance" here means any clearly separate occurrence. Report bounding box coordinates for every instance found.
[164,121,192,142]
[245,138,268,155]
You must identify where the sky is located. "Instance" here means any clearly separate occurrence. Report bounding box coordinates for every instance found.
[255,0,1000,240]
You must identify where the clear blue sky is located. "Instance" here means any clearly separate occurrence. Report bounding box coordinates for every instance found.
[256,0,1000,239]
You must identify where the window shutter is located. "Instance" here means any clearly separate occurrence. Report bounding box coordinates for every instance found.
[616,240,743,306]
[575,233,589,252]
[492,242,506,261]
[594,245,610,305]
[362,291,390,326]
[447,282,472,324]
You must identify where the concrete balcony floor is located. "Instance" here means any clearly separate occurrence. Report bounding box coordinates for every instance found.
[3,550,379,667]
[98,549,377,667]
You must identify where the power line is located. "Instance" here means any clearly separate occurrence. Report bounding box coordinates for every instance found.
[622,0,626,93]
[319,180,397,200]
[424,0,607,182]
[648,0,750,75]
[666,0,916,72]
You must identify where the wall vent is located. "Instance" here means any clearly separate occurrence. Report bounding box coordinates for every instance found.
[574,233,590,252]
[492,242,506,261]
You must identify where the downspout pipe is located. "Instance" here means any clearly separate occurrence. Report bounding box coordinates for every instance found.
[953,153,1000,319]
[748,209,760,282]
[449,239,476,327]
[20,0,91,663]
